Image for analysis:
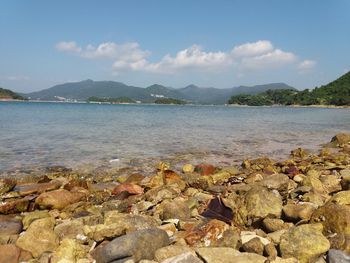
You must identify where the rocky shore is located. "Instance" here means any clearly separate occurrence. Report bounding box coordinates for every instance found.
[1,134,350,263]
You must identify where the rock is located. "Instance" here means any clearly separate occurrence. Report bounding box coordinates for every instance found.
[0,198,30,214]
[194,163,216,176]
[0,244,21,263]
[212,227,241,249]
[302,174,326,193]
[327,249,350,263]
[16,217,58,258]
[22,210,50,229]
[124,173,145,184]
[182,164,195,173]
[145,185,181,203]
[244,186,283,221]
[154,245,195,262]
[35,189,85,209]
[161,252,202,263]
[195,247,266,263]
[112,183,144,196]
[330,190,350,205]
[280,223,330,263]
[329,133,350,147]
[282,203,316,222]
[63,178,88,191]
[51,238,87,263]
[185,219,229,246]
[267,229,288,244]
[259,173,290,194]
[291,148,309,159]
[311,202,350,234]
[264,243,278,260]
[242,237,264,255]
[54,219,85,239]
[85,212,159,241]
[0,216,22,235]
[241,231,270,246]
[320,174,342,194]
[14,181,61,196]
[161,199,191,220]
[262,218,290,233]
[0,178,16,194]
[91,228,170,263]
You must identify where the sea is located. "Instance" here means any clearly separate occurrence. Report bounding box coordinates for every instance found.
[1,101,350,175]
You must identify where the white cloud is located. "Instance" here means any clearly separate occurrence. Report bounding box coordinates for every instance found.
[298,60,316,71]
[56,40,314,74]
[232,40,273,57]
[55,41,82,53]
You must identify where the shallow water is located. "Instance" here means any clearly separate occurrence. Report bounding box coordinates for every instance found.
[1,102,349,173]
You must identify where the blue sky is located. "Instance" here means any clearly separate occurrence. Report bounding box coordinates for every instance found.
[0,0,349,92]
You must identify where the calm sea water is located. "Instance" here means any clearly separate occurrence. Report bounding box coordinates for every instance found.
[1,101,350,173]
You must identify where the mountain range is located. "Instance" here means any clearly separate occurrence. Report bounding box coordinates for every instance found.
[25,81,295,104]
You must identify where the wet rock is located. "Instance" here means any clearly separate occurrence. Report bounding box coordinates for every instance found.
[63,178,88,191]
[161,252,202,263]
[196,247,266,263]
[35,189,86,209]
[282,203,316,222]
[112,183,144,196]
[154,245,195,262]
[14,181,61,196]
[16,217,59,258]
[327,249,350,263]
[242,237,264,255]
[311,202,350,234]
[91,228,170,263]
[0,178,16,195]
[194,163,216,176]
[89,182,118,192]
[124,173,145,184]
[0,216,22,235]
[161,199,191,220]
[262,218,291,233]
[244,186,283,221]
[51,238,87,263]
[185,219,229,247]
[22,210,50,229]
[280,223,330,263]
[329,133,350,147]
[0,197,30,214]
[182,164,195,173]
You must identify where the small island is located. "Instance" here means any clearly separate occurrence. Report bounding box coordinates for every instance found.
[228,71,350,106]
[87,96,136,104]
[154,98,186,105]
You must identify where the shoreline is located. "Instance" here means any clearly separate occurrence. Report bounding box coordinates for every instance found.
[0,133,350,262]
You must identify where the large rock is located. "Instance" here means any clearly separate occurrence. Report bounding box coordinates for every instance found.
[161,252,202,263]
[280,224,330,263]
[195,247,266,263]
[311,202,350,234]
[154,245,195,262]
[35,189,85,209]
[0,244,22,263]
[161,199,191,220]
[104,211,159,230]
[14,181,61,196]
[244,186,283,221]
[327,249,350,263]
[194,163,216,176]
[0,198,30,214]
[54,219,85,239]
[262,218,291,233]
[16,217,59,258]
[329,133,350,147]
[330,190,350,205]
[259,173,290,193]
[91,228,170,263]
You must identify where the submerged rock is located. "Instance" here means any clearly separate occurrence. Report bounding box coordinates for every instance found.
[91,228,170,263]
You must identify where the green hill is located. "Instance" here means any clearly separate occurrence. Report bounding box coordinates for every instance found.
[0,87,25,100]
[154,98,186,105]
[87,96,136,103]
[228,71,350,106]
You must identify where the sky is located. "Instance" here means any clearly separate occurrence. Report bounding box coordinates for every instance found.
[0,0,349,92]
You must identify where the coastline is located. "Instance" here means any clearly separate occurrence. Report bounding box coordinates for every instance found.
[0,133,350,262]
